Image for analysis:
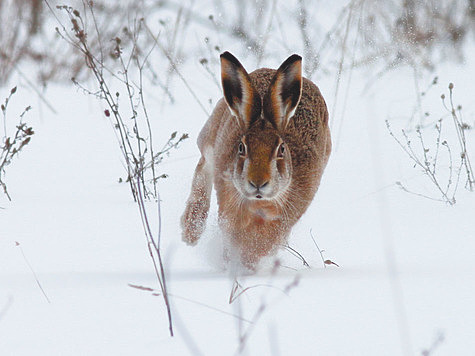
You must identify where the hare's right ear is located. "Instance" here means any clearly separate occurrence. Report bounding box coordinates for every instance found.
[220,52,261,130]
[264,54,302,131]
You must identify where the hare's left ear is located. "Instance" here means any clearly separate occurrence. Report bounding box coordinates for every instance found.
[264,54,302,131]
[220,52,261,130]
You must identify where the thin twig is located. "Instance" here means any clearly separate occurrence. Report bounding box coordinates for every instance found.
[16,242,50,303]
[236,272,300,355]
[49,2,182,336]
[281,244,310,267]
[128,284,252,324]
[229,281,288,304]
[309,229,326,268]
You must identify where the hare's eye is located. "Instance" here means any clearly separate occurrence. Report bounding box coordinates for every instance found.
[238,142,245,156]
[277,143,285,158]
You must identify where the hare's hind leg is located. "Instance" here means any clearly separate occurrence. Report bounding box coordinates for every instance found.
[181,152,213,245]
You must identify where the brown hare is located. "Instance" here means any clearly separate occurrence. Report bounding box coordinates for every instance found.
[181,52,331,268]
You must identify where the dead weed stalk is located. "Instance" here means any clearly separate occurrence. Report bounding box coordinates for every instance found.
[0,87,33,201]
[229,260,300,355]
[387,82,473,204]
[48,1,192,336]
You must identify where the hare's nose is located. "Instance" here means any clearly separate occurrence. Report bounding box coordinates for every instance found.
[249,180,269,190]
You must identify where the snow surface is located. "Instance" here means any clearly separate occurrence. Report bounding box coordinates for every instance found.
[1,4,475,356]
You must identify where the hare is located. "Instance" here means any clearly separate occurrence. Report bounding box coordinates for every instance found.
[181,52,331,268]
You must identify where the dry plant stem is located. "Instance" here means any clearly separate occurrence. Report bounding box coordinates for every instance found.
[129,279,203,356]
[395,182,446,203]
[231,262,295,352]
[8,1,473,89]
[310,229,326,268]
[236,272,300,355]
[432,119,442,175]
[1,89,33,201]
[237,304,266,355]
[229,280,289,304]
[442,140,455,198]
[421,330,445,356]
[58,18,138,197]
[128,284,252,324]
[281,244,310,267]
[386,120,455,204]
[171,293,251,324]
[444,86,474,190]
[49,3,176,336]
[16,242,50,303]
[136,49,159,198]
[135,176,173,336]
[407,128,453,203]
[309,230,340,267]
[170,308,205,356]
[388,83,473,204]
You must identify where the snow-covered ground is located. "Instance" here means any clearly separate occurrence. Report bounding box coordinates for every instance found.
[1,3,475,355]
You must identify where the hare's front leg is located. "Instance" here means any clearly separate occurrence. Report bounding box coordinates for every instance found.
[181,155,213,245]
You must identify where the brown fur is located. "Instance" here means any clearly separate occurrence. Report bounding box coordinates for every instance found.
[181,54,331,268]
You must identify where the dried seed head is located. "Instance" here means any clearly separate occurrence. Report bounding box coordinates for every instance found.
[71,18,79,32]
[20,137,31,148]
[324,260,340,267]
[448,83,454,90]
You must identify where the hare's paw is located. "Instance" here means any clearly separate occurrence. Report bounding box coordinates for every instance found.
[181,201,208,245]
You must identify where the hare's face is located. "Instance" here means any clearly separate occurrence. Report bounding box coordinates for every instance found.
[233,127,292,200]
[220,51,302,200]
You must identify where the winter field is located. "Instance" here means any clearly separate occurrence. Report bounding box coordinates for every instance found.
[1,1,474,355]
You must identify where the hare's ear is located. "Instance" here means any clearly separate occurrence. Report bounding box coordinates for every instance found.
[220,52,261,130]
[264,54,302,131]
